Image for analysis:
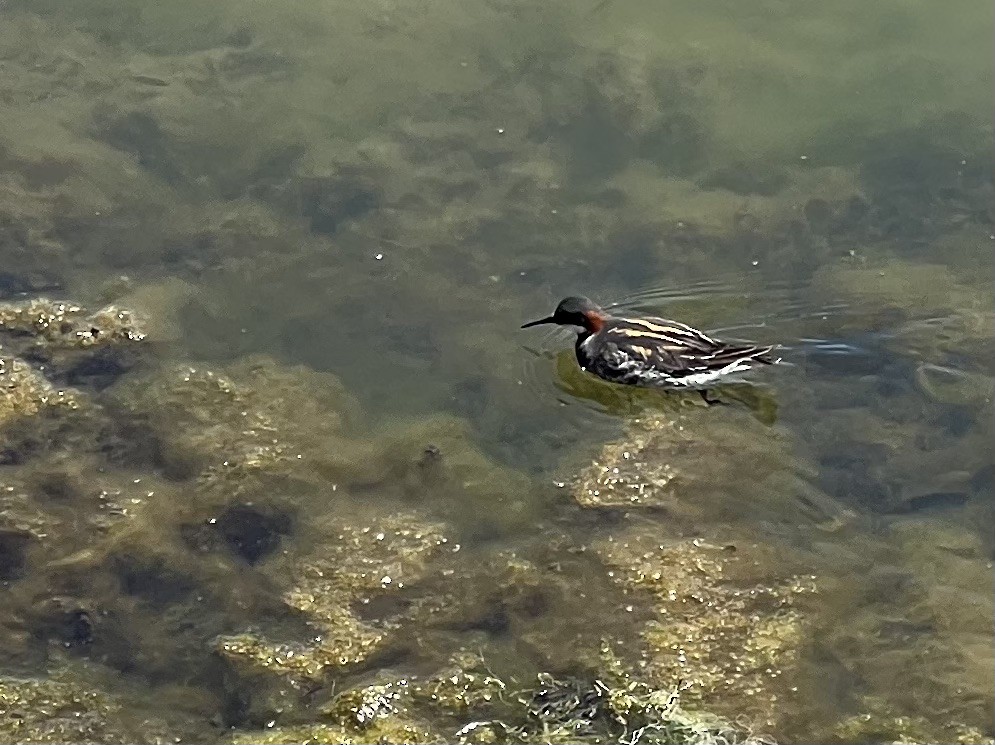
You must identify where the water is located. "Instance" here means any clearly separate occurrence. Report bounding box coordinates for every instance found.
[0,0,992,742]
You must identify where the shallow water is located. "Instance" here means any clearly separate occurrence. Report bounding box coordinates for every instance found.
[0,0,992,742]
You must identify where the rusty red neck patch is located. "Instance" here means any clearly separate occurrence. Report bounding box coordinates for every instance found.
[582,310,605,332]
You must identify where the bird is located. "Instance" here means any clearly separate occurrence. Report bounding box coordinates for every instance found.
[521,296,778,405]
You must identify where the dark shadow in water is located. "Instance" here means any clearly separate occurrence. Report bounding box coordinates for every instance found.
[0,528,33,581]
[0,271,62,300]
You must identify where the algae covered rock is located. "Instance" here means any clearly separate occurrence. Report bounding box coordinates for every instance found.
[0,674,170,744]
[229,720,442,745]
[277,514,450,669]
[0,457,173,591]
[564,395,834,733]
[228,646,771,745]
[834,696,994,745]
[596,531,814,732]
[215,512,450,722]
[572,407,849,529]
[805,519,995,742]
[569,398,990,741]
[0,356,79,428]
[3,340,465,733]
[0,297,147,396]
[0,299,145,349]
[108,355,367,484]
[0,296,149,466]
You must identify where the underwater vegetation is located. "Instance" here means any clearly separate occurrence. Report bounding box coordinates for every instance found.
[1,0,992,742]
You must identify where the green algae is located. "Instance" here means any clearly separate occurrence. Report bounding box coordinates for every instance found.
[594,532,813,733]
[0,677,125,744]
[0,673,173,745]
[0,0,991,743]
[230,721,443,745]
[0,299,145,349]
[571,407,849,528]
[410,651,511,717]
[228,647,773,745]
[508,669,772,745]
[834,698,994,745]
[0,356,79,427]
[216,512,451,709]
[567,398,991,742]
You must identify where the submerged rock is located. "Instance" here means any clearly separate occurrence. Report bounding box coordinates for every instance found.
[805,519,995,742]
[566,407,828,733]
[0,299,155,603]
[810,257,994,366]
[834,697,994,745]
[596,532,814,732]
[215,513,450,722]
[229,720,441,745]
[572,408,850,529]
[914,362,993,407]
[814,260,963,308]
[108,355,365,482]
[790,256,993,522]
[0,674,170,744]
[228,646,772,745]
[0,299,147,391]
[0,356,79,428]
[3,343,473,733]
[0,299,145,348]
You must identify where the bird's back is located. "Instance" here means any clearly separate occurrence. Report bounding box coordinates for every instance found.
[577,314,775,388]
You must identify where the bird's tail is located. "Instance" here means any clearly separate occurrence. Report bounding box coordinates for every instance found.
[753,345,780,365]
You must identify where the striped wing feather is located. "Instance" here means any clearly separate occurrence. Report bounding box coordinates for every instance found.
[601,317,774,375]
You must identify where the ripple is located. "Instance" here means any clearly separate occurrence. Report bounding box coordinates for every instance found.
[524,271,857,357]
[519,272,990,427]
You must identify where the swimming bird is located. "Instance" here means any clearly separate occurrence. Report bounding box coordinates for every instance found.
[521,296,777,404]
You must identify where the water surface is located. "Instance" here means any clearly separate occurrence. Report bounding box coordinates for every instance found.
[0,0,991,742]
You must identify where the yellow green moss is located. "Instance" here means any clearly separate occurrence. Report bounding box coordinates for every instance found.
[0,299,145,348]
[0,675,168,744]
[410,652,509,716]
[218,513,449,687]
[597,533,815,731]
[0,356,79,427]
[229,720,443,745]
[835,697,995,745]
[572,409,849,529]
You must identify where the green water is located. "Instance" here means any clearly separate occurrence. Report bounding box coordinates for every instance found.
[0,0,992,742]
